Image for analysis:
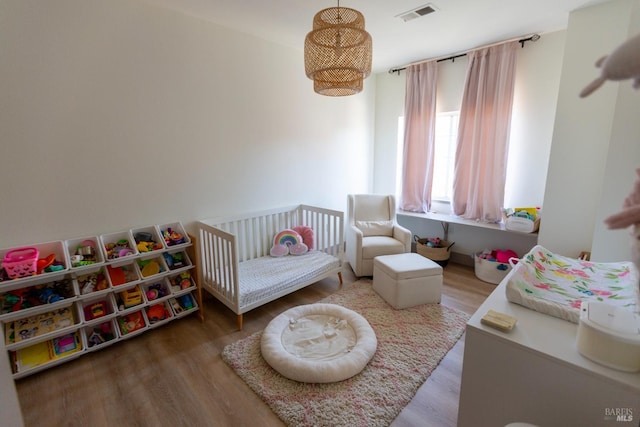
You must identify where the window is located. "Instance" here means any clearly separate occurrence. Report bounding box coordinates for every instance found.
[396,111,460,203]
[432,111,459,201]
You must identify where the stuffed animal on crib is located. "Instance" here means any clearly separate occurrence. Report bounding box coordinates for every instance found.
[580,32,640,97]
[270,229,308,257]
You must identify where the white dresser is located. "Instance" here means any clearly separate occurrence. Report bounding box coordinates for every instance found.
[457,273,640,426]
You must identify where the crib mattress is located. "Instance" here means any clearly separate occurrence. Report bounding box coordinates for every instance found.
[506,245,639,323]
[238,251,341,308]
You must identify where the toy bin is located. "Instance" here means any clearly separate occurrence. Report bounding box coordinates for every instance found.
[99,231,138,262]
[167,271,195,293]
[135,255,168,279]
[116,309,148,339]
[145,301,174,327]
[80,293,116,325]
[157,222,190,249]
[141,278,172,304]
[1,247,38,279]
[65,237,104,270]
[130,225,164,254]
[76,266,111,297]
[0,276,78,318]
[106,263,140,288]
[114,285,144,313]
[83,319,118,352]
[414,236,455,267]
[4,303,80,348]
[169,293,198,318]
[0,241,69,282]
[474,254,512,284]
[162,250,192,273]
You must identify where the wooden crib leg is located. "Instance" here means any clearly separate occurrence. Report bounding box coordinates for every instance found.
[338,271,343,286]
[237,314,243,331]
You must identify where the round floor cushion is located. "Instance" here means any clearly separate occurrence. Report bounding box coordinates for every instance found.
[261,303,377,383]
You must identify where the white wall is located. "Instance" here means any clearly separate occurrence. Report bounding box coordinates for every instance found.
[589,0,640,262]
[0,0,375,247]
[539,0,640,259]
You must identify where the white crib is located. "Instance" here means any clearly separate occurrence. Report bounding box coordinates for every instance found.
[195,205,344,329]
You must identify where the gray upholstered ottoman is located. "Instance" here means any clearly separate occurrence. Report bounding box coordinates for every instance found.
[373,253,443,309]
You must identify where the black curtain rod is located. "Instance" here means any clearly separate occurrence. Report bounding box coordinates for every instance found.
[388,34,540,75]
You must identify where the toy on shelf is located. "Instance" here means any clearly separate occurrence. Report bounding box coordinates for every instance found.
[162,228,185,247]
[107,264,138,287]
[145,282,168,301]
[169,272,192,292]
[117,311,145,335]
[83,301,108,321]
[104,239,134,260]
[71,241,98,267]
[118,287,142,310]
[2,247,39,279]
[87,322,115,348]
[134,232,163,253]
[0,279,74,314]
[78,271,108,295]
[146,304,170,324]
[163,252,186,270]
[138,259,163,278]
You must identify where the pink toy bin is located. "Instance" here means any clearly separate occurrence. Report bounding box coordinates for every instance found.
[156,222,190,250]
[1,241,69,282]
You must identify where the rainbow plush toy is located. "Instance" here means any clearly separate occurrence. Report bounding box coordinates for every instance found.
[270,229,308,257]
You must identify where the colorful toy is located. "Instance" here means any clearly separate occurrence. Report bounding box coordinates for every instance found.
[119,287,142,309]
[145,282,167,301]
[84,301,107,320]
[163,252,185,270]
[147,304,169,323]
[2,247,39,279]
[104,239,134,260]
[270,229,308,257]
[163,228,185,246]
[177,294,194,310]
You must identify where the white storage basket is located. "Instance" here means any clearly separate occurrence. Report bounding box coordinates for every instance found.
[474,254,512,284]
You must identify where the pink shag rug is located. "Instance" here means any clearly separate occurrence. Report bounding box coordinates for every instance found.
[221,280,470,427]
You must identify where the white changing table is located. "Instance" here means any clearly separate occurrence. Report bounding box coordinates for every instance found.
[457,271,640,426]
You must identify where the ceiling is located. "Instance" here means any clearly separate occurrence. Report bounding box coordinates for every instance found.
[141,0,609,73]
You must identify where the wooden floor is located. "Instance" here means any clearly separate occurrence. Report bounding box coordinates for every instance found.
[15,262,494,427]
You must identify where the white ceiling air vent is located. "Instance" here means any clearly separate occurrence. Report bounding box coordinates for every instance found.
[396,4,438,22]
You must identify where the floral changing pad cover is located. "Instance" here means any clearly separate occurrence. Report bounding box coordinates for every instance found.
[505,245,639,323]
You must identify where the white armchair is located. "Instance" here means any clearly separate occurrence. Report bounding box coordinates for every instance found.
[346,194,412,277]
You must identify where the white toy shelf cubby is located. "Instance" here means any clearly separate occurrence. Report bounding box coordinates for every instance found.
[0,221,200,379]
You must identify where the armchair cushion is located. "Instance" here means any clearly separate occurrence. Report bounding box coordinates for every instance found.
[355,220,394,237]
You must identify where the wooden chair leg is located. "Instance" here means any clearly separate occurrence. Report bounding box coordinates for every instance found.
[237,314,243,331]
[338,271,343,286]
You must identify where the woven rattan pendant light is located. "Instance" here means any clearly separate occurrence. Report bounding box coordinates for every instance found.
[304,1,372,96]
